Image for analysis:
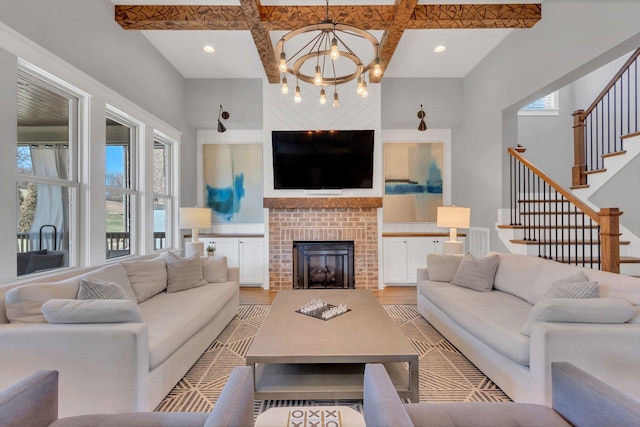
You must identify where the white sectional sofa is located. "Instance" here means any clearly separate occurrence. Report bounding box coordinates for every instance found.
[417,251,640,405]
[0,253,240,417]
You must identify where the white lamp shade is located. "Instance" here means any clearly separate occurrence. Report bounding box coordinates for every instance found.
[436,206,471,229]
[179,207,211,229]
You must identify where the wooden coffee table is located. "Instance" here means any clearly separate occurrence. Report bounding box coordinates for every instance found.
[246,289,419,401]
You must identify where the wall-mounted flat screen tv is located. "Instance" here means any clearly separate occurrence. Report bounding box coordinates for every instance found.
[272,130,374,190]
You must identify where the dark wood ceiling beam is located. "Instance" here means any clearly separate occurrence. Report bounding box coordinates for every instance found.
[115,5,248,30]
[260,6,396,31]
[408,4,541,29]
[370,0,418,84]
[238,0,280,84]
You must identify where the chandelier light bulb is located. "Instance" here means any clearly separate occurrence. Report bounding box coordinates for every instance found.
[330,37,340,60]
[319,88,327,105]
[361,81,369,98]
[314,66,323,86]
[356,81,364,96]
[333,92,340,108]
[294,85,302,103]
[278,52,287,73]
[373,58,382,77]
[281,76,289,94]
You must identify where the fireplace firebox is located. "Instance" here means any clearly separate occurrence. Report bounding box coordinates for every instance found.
[293,241,355,289]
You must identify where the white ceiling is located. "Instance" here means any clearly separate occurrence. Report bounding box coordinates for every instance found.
[111,1,541,79]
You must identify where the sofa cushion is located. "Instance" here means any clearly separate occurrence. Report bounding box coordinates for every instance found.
[201,256,228,283]
[520,298,637,336]
[139,281,238,369]
[77,279,127,300]
[529,260,584,304]
[5,279,80,323]
[41,299,143,324]
[450,254,500,292]
[82,263,137,302]
[122,258,168,303]
[164,252,207,293]
[420,281,531,366]
[492,252,544,303]
[426,253,464,282]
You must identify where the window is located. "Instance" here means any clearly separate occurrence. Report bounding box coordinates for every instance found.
[519,91,560,116]
[16,71,78,276]
[105,111,139,259]
[153,133,175,250]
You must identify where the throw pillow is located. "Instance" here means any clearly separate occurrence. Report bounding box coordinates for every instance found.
[450,254,500,292]
[202,255,228,283]
[41,299,143,324]
[543,272,599,299]
[165,252,208,293]
[426,253,465,282]
[122,258,168,303]
[77,279,127,300]
[5,279,80,323]
[520,297,636,336]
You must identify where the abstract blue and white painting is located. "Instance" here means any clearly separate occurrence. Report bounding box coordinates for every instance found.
[383,142,444,222]
[202,144,263,223]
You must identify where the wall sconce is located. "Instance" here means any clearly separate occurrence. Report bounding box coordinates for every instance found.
[437,206,470,254]
[217,105,230,133]
[418,104,427,131]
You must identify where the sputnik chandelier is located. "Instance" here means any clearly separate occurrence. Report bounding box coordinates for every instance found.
[276,0,381,108]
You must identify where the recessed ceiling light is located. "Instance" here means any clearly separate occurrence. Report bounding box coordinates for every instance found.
[434,45,446,53]
[203,45,215,54]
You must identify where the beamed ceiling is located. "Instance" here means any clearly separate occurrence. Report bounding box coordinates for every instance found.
[114,2,541,83]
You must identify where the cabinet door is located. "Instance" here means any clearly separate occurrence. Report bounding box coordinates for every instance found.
[382,238,408,284]
[407,238,441,283]
[203,238,239,267]
[238,238,264,285]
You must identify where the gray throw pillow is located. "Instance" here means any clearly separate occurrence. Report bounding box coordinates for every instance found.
[544,272,599,298]
[427,253,465,282]
[77,279,127,300]
[450,254,500,292]
[165,252,208,293]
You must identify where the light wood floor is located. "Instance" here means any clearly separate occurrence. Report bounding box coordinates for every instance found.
[239,286,417,305]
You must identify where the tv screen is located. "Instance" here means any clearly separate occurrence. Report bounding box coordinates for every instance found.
[272,130,374,190]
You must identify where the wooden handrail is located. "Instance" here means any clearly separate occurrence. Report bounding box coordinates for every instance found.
[508,147,600,223]
[580,47,640,119]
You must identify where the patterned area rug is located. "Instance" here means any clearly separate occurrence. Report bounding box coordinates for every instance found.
[155,304,510,415]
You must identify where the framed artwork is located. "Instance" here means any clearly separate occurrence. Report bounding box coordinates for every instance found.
[202,144,263,223]
[383,142,444,222]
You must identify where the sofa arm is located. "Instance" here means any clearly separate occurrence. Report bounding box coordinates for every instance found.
[204,366,254,427]
[227,266,240,285]
[417,267,429,283]
[0,370,59,427]
[0,322,149,417]
[552,362,640,426]
[363,364,414,427]
[530,322,640,405]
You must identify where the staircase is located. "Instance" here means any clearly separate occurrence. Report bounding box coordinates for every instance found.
[498,48,640,274]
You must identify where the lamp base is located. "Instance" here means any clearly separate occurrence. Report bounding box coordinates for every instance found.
[185,242,204,258]
[443,241,464,255]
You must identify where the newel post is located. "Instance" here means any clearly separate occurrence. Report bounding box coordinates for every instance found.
[572,109,587,187]
[599,208,621,273]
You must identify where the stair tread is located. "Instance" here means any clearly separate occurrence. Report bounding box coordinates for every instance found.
[498,224,598,230]
[621,256,640,264]
[601,150,626,159]
[570,185,590,189]
[510,239,630,245]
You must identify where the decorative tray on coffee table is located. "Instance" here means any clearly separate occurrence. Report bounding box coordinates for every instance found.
[296,299,351,321]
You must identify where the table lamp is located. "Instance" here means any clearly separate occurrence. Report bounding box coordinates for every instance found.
[437,206,470,254]
[179,207,211,258]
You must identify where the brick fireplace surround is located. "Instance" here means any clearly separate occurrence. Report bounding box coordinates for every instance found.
[264,198,382,291]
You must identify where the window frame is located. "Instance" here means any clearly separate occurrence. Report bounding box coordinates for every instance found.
[518,91,560,116]
[152,131,177,251]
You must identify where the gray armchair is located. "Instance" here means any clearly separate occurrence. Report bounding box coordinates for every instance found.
[0,366,254,427]
[364,362,640,427]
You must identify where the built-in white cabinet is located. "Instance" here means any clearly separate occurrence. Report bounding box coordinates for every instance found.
[383,236,452,285]
[199,236,265,286]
